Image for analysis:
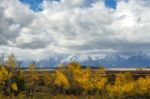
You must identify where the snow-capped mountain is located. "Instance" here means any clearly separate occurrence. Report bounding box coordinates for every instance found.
[61,53,150,67]
[19,60,35,67]
[20,56,64,67]
[122,52,150,67]
[61,53,91,62]
[18,51,150,68]
[37,56,65,67]
[99,54,125,67]
[61,53,104,66]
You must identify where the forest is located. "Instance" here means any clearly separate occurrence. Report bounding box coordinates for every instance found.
[0,54,150,99]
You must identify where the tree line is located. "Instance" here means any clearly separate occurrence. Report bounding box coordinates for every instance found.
[0,54,150,99]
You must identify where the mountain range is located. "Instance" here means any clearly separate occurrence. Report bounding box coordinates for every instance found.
[20,52,150,68]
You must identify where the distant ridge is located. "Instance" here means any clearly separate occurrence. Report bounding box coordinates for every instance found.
[19,52,150,68]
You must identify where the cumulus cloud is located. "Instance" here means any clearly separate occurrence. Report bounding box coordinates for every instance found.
[0,0,35,45]
[0,0,150,59]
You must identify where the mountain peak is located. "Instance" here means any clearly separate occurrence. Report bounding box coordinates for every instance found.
[104,54,121,59]
[19,51,150,68]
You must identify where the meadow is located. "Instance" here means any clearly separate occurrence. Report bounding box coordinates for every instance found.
[0,55,150,99]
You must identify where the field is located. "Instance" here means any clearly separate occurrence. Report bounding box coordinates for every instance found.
[0,55,150,99]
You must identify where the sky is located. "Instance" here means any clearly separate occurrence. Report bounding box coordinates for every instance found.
[0,0,150,60]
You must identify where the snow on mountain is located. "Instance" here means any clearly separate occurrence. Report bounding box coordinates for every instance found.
[99,54,125,67]
[37,56,64,67]
[90,55,105,60]
[122,52,150,67]
[140,51,150,57]
[61,53,127,67]
[61,53,105,66]
[20,60,34,67]
[61,53,93,63]
[10,51,150,68]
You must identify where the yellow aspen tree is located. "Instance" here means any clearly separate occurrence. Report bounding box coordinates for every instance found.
[11,82,18,91]
[64,62,84,94]
[67,62,81,73]
[0,66,12,84]
[0,66,13,95]
[74,67,91,92]
[145,76,150,95]
[122,82,135,96]
[91,68,107,94]
[95,77,107,91]
[25,63,39,96]
[54,70,70,89]
[111,74,127,97]
[121,72,135,96]
[66,62,81,84]
[107,73,135,98]
[6,54,16,68]
[106,84,114,98]
[6,54,17,81]
[136,77,147,96]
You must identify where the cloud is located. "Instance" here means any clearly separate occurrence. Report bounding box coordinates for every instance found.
[0,0,150,59]
[0,0,35,45]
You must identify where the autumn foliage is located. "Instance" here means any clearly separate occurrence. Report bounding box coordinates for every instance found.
[0,55,150,98]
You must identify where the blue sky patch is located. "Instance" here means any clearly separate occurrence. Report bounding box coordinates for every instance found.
[105,0,117,9]
[19,0,43,11]
[19,0,117,11]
